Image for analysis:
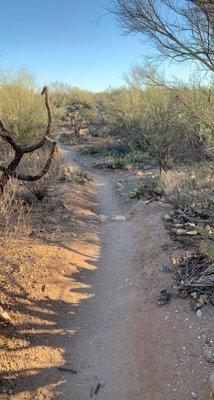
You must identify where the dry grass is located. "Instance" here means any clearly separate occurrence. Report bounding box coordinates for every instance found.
[0,179,31,240]
[16,147,76,200]
[0,149,86,245]
[159,163,214,208]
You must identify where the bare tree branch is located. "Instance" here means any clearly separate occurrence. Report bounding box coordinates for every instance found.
[10,142,57,182]
[0,86,57,192]
[112,0,214,72]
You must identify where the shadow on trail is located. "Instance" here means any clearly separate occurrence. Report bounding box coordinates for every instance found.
[0,151,102,399]
[0,243,100,399]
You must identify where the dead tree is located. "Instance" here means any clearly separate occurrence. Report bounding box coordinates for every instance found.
[0,86,57,192]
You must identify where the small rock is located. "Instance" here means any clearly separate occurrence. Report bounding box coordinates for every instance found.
[191,299,200,311]
[191,392,198,399]
[156,290,171,306]
[197,309,203,317]
[202,333,211,345]
[187,222,196,228]
[0,306,11,324]
[192,294,208,311]
[203,349,214,363]
[143,199,152,205]
[97,215,108,222]
[175,229,187,235]
[111,215,126,222]
[186,230,198,236]
[179,289,189,299]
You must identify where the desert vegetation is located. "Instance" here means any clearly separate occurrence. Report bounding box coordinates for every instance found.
[0,0,213,315]
[0,70,89,243]
[76,0,214,317]
[0,1,214,398]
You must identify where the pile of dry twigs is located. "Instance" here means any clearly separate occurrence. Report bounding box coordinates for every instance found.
[164,203,214,248]
[175,252,214,307]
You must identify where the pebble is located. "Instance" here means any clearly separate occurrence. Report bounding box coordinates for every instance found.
[191,391,198,398]
[197,309,203,317]
[98,215,108,222]
[111,215,126,222]
[186,230,198,236]
[179,289,189,299]
[156,290,171,306]
[203,349,214,363]
[164,214,171,221]
[202,334,211,345]
[0,307,11,324]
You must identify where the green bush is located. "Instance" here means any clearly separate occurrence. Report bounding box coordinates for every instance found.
[81,146,99,155]
[88,82,213,170]
[0,69,47,146]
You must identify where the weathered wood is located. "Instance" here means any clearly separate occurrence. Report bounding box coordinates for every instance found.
[0,86,57,192]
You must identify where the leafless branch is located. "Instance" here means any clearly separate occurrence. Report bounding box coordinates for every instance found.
[0,86,57,192]
[112,0,214,72]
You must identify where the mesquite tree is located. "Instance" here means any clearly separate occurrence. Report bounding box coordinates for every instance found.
[112,0,214,73]
[0,86,57,192]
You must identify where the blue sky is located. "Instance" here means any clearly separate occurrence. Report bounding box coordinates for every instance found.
[0,0,192,91]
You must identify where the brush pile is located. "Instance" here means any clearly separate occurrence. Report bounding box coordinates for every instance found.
[164,203,214,249]
[163,201,214,309]
[175,252,214,308]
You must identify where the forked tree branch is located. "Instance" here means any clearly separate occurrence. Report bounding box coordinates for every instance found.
[0,141,57,181]
[0,86,57,192]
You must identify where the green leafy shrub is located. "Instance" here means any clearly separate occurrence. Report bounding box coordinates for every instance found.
[81,146,99,155]
[0,69,47,146]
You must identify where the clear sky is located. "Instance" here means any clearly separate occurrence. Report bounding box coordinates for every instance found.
[0,0,191,91]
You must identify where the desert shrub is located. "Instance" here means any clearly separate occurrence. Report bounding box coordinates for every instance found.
[101,87,143,138]
[59,131,86,145]
[135,163,214,208]
[130,173,162,198]
[101,149,149,169]
[108,151,149,169]
[89,79,213,171]
[0,70,48,146]
[0,179,31,237]
[122,150,149,165]
[130,162,214,205]
[17,148,77,200]
[81,146,99,155]
[164,163,214,209]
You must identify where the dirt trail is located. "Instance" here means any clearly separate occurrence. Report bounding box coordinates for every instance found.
[56,147,213,400]
[2,146,212,400]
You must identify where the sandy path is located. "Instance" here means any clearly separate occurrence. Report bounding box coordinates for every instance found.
[56,147,213,400]
[1,146,213,400]
[59,150,148,400]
